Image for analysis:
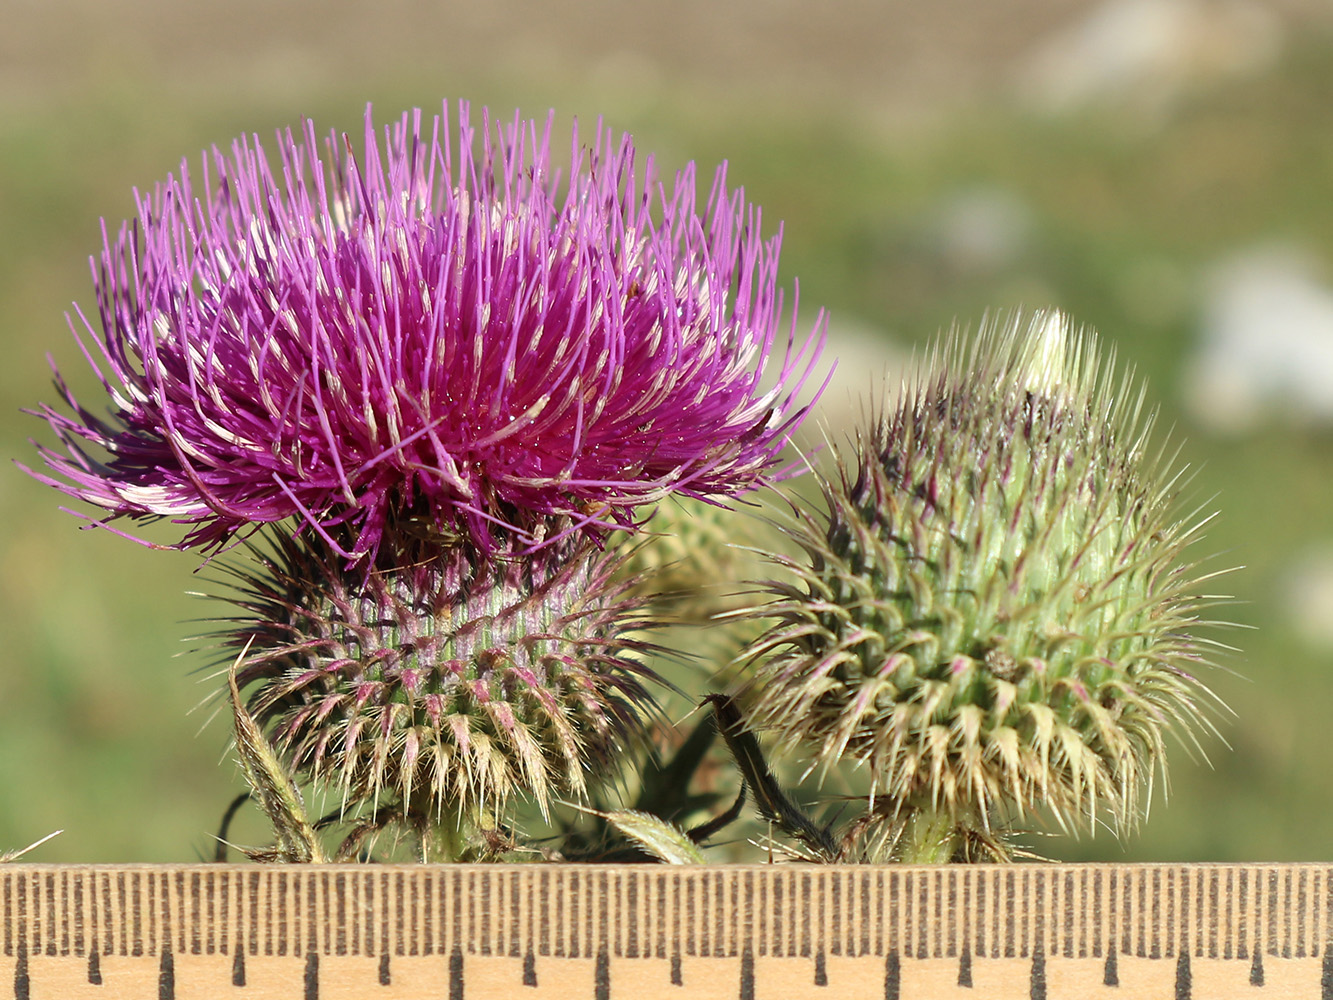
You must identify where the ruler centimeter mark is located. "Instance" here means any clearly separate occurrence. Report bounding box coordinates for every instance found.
[2,864,1331,998]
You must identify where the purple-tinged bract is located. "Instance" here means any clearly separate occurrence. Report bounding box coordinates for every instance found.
[28,103,824,561]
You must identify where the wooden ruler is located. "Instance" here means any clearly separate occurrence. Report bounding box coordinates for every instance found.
[3,863,1330,998]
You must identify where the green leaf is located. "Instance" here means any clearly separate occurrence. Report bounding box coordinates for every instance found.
[228,651,326,863]
[604,810,707,864]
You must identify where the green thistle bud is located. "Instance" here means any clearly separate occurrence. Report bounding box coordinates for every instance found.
[218,526,656,860]
[613,497,783,689]
[735,311,1228,861]
[615,496,772,622]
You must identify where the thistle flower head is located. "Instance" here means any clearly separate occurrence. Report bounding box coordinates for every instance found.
[27,102,824,562]
[736,311,1227,847]
[221,523,655,826]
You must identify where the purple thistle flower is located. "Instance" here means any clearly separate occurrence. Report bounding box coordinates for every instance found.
[26,102,825,562]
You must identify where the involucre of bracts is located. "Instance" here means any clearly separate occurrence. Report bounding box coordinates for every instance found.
[215,521,657,829]
[735,311,1230,850]
[25,101,825,564]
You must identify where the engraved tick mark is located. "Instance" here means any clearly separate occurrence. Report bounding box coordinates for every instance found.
[523,948,537,987]
[595,946,610,1000]
[449,944,463,1000]
[1030,950,1046,1000]
[1175,951,1191,1000]
[13,947,29,1000]
[158,948,175,1000]
[304,953,319,1000]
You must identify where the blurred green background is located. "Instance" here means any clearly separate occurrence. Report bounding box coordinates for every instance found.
[3,0,1333,863]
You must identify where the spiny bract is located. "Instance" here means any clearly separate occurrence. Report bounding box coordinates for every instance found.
[736,311,1228,856]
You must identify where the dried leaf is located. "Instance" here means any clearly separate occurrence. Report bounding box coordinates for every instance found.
[0,830,62,863]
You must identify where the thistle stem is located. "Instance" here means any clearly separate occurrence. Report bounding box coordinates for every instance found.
[410,798,472,863]
[898,807,963,864]
[705,694,840,860]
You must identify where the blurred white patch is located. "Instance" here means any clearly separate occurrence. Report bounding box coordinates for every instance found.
[928,187,1033,274]
[1183,244,1333,433]
[1280,545,1333,650]
[1016,0,1284,118]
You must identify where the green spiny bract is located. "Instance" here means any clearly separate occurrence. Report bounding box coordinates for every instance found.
[735,311,1228,861]
[218,524,657,859]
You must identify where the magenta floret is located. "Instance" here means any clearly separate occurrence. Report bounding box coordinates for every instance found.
[28,102,825,560]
